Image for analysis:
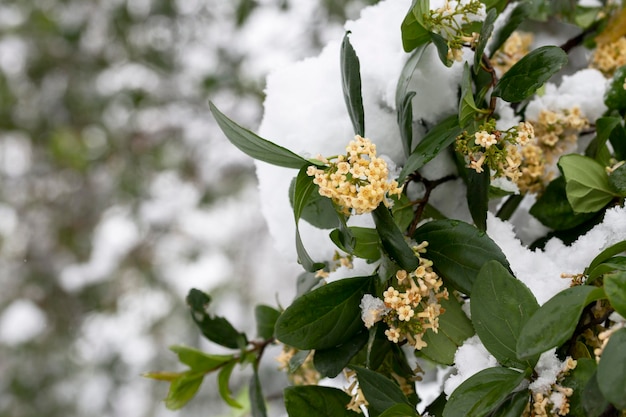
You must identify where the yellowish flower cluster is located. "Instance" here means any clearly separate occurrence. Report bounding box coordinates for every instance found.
[594,322,624,361]
[344,369,368,413]
[491,31,534,76]
[591,36,626,76]
[531,107,589,165]
[275,345,320,386]
[525,358,577,417]
[381,242,449,350]
[456,120,544,191]
[307,135,403,216]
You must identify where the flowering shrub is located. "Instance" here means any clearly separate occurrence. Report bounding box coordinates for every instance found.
[147,0,626,416]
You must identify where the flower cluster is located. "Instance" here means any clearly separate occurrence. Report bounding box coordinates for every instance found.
[360,241,449,351]
[530,107,589,165]
[307,135,403,216]
[456,120,542,191]
[275,345,320,386]
[491,31,534,76]
[526,357,577,417]
[426,0,485,64]
[591,36,626,76]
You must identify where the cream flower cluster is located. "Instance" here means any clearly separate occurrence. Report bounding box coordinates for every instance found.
[360,241,449,351]
[307,135,403,216]
[531,107,589,164]
[591,36,626,76]
[526,358,577,417]
[491,31,534,76]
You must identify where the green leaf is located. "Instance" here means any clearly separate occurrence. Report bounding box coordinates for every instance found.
[609,121,626,161]
[488,3,530,58]
[378,403,420,417]
[605,65,626,114]
[473,8,497,74]
[465,164,489,231]
[558,154,618,213]
[430,32,452,67]
[471,261,540,369]
[398,115,462,183]
[586,240,626,276]
[330,227,381,261]
[604,271,626,319]
[353,366,412,417]
[373,205,420,271]
[249,368,267,417]
[313,330,369,378]
[209,102,309,169]
[396,44,428,111]
[289,176,340,229]
[255,305,280,340]
[341,32,365,137]
[365,324,393,370]
[398,91,417,157]
[561,358,597,417]
[293,167,326,272]
[413,219,510,295]
[401,0,432,52]
[425,392,447,417]
[186,289,247,349]
[492,46,568,102]
[460,63,480,128]
[529,176,597,230]
[608,161,626,195]
[489,390,529,417]
[582,370,610,417]
[218,360,243,408]
[443,367,525,417]
[419,295,475,365]
[285,386,360,417]
[165,371,205,410]
[274,276,373,350]
[170,345,233,372]
[597,328,626,409]
[392,193,415,231]
[586,116,621,164]
[516,286,606,359]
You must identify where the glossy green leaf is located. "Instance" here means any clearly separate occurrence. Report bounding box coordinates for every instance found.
[604,271,626,319]
[341,32,365,137]
[293,167,326,272]
[365,324,392,370]
[353,366,412,417]
[419,295,475,365]
[398,91,417,157]
[289,176,340,230]
[431,32,452,67]
[313,330,369,378]
[561,358,597,417]
[378,403,420,417]
[373,205,420,271]
[398,115,462,182]
[391,193,415,231]
[465,164,489,231]
[249,368,267,417]
[587,257,626,282]
[284,386,360,417]
[597,327,626,409]
[274,276,373,350]
[401,0,431,52]
[492,46,568,102]
[489,390,529,417]
[396,44,428,110]
[255,305,280,340]
[209,102,309,169]
[605,65,626,114]
[609,121,626,161]
[488,3,530,58]
[582,371,609,417]
[585,116,621,163]
[473,9,496,74]
[471,261,539,369]
[186,289,247,349]
[413,219,510,295]
[218,360,242,408]
[608,161,626,195]
[460,63,480,128]
[529,176,597,230]
[559,154,618,213]
[443,367,525,417]
[170,345,233,372]
[517,286,606,359]
[330,227,381,261]
[164,371,204,410]
[586,240,626,276]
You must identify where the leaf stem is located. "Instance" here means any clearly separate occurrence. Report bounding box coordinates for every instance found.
[407,173,457,235]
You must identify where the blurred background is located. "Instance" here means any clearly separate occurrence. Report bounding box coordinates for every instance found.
[0,1,380,416]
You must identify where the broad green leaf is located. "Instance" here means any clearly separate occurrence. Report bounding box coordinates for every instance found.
[164,371,204,410]
[488,3,530,58]
[431,32,452,67]
[605,65,626,114]
[398,91,417,157]
[284,386,360,417]
[609,121,626,161]
[465,164,489,231]
[582,371,609,417]
[373,205,420,271]
[170,345,233,372]
[587,257,626,282]
[330,227,381,261]
[391,193,415,231]
[218,360,243,408]
[558,154,618,213]
[398,115,462,182]
[604,271,626,318]
[608,161,626,195]
[517,286,606,359]
[529,176,597,230]
[353,366,412,417]
[249,368,267,417]
[561,358,597,417]
[585,117,621,164]
[289,176,340,230]
[473,8,497,74]
[274,276,373,350]
[413,219,510,295]
[396,44,428,110]
[313,330,369,378]
[366,324,393,371]
[419,295,475,365]
[293,167,326,272]
[209,102,309,169]
[186,289,247,349]
[597,328,626,409]
[341,32,365,137]
[460,63,480,128]
[489,390,529,417]
[378,403,420,417]
[254,305,280,340]
[401,0,432,52]
[443,367,525,417]
[471,261,540,369]
[586,240,626,276]
[492,46,568,102]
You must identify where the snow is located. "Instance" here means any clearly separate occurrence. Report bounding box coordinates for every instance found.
[443,335,498,396]
[0,299,48,346]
